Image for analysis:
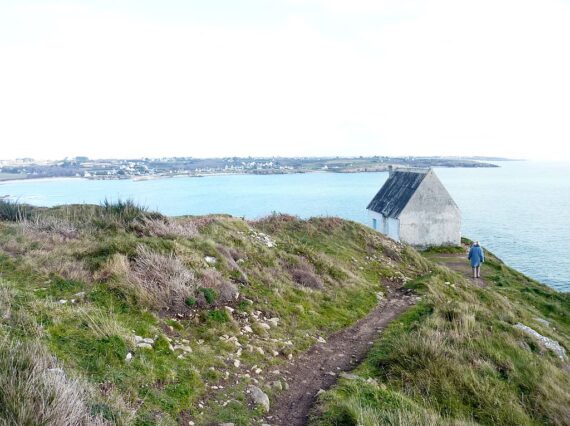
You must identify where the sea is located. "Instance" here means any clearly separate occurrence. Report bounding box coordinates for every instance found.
[1,161,569,292]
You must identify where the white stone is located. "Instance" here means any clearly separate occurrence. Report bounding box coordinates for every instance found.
[514,323,567,360]
[136,342,153,349]
[204,256,217,264]
[248,385,270,412]
[125,352,133,362]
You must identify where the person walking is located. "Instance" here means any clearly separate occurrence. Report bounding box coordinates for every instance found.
[468,241,485,278]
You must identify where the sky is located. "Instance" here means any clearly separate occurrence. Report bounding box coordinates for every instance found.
[1,0,569,160]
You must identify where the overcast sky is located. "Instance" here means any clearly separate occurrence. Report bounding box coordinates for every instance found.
[1,0,569,160]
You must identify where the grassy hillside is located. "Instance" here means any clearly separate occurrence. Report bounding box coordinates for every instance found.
[0,200,425,425]
[312,245,570,425]
[0,200,567,425]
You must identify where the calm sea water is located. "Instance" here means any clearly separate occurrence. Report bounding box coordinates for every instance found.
[1,161,569,291]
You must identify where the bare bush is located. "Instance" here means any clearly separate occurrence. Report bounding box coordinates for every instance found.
[140,217,198,239]
[287,257,324,290]
[200,269,239,302]
[129,245,196,310]
[0,338,107,426]
[21,215,78,240]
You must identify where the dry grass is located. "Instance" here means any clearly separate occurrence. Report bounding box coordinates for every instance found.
[139,217,198,239]
[200,268,239,303]
[0,338,107,426]
[286,257,324,290]
[20,215,78,240]
[129,245,196,310]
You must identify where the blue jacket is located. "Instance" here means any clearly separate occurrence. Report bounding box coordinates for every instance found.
[468,245,484,267]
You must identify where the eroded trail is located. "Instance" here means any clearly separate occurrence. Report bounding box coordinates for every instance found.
[266,284,417,426]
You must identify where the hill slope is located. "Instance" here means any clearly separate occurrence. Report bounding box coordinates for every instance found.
[0,201,568,425]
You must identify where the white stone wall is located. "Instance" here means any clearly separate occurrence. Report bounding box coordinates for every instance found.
[367,210,400,242]
[398,170,461,247]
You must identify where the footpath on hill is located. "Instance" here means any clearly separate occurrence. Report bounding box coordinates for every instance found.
[266,281,419,426]
[425,250,489,287]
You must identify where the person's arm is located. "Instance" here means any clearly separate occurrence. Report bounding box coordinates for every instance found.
[468,248,472,260]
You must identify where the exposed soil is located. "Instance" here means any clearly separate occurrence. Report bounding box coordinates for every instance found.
[429,253,488,287]
[266,282,418,426]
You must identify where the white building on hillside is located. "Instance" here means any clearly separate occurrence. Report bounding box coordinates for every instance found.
[366,168,461,247]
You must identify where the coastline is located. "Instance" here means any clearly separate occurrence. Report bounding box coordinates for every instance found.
[0,163,502,185]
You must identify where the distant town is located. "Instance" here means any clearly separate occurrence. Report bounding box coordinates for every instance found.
[0,156,505,182]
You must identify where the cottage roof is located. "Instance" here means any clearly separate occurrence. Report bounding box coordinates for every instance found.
[366,169,429,218]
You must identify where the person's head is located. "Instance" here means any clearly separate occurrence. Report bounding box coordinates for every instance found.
[475,241,480,246]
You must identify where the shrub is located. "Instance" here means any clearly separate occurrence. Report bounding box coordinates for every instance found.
[199,287,217,305]
[0,338,107,425]
[95,199,163,230]
[139,217,198,239]
[200,269,239,303]
[0,199,33,222]
[129,245,196,310]
[207,309,229,323]
[20,215,78,240]
[286,257,324,290]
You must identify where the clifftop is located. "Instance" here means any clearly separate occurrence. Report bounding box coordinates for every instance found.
[0,201,567,425]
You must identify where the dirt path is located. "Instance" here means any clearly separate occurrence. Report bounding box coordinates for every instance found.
[427,252,488,287]
[266,284,417,426]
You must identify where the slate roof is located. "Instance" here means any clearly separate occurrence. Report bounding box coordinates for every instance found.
[366,170,429,218]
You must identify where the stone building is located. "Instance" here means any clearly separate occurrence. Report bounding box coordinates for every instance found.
[366,168,461,246]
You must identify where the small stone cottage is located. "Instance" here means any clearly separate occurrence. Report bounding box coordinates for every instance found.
[366,168,461,247]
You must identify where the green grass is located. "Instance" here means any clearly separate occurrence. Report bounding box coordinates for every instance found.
[0,209,425,425]
[1,207,568,425]
[312,261,570,425]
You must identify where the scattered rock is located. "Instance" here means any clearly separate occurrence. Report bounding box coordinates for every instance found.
[174,345,193,353]
[125,352,133,362]
[58,299,67,304]
[248,385,270,412]
[316,336,326,344]
[243,325,253,333]
[535,317,550,326]
[514,323,567,360]
[220,423,235,426]
[204,256,217,265]
[233,359,241,368]
[136,343,153,349]
[258,322,271,330]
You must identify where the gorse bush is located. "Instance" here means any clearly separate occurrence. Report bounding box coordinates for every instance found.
[95,199,163,230]
[0,199,33,222]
